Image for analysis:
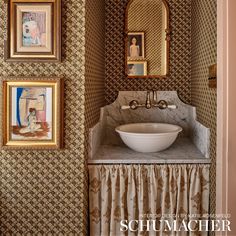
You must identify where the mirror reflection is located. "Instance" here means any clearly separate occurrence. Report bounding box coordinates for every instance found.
[126,0,170,77]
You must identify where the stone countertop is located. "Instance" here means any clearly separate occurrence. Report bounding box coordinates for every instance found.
[87,137,211,164]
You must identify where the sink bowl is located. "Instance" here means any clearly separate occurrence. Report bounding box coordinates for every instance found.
[115,123,183,153]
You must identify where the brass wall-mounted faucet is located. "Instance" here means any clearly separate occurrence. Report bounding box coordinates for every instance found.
[121,91,177,110]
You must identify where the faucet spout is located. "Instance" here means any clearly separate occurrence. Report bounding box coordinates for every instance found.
[153,90,158,105]
[146,91,152,109]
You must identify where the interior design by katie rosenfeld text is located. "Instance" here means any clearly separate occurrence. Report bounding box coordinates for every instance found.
[120,214,232,233]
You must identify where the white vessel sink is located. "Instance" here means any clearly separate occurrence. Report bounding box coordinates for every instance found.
[115,123,183,153]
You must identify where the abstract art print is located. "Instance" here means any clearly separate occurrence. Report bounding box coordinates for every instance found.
[12,87,52,140]
[6,0,61,62]
[22,11,47,47]
[1,78,63,149]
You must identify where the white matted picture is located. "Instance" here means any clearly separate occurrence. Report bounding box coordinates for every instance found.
[6,0,61,62]
[1,78,64,149]
[127,61,147,76]
[127,32,145,59]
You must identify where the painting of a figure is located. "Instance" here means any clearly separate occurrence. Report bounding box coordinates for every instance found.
[127,61,147,76]
[11,87,52,140]
[2,79,63,149]
[22,12,46,47]
[127,32,145,59]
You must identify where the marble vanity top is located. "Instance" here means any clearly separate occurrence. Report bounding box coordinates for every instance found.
[88,91,211,164]
[87,137,211,164]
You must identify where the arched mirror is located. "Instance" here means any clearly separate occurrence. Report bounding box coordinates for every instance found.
[125,0,170,78]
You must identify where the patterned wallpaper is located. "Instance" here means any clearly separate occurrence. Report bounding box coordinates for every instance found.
[105,0,192,104]
[0,0,88,235]
[191,0,217,218]
[84,0,105,154]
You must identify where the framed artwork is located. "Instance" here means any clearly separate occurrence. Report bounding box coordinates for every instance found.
[127,61,147,76]
[5,0,61,62]
[1,78,64,149]
[127,32,145,59]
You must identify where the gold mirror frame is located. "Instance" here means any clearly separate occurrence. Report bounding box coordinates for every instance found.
[125,0,170,78]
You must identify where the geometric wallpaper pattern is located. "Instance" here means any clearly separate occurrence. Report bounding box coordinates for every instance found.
[191,0,217,220]
[105,0,192,105]
[0,0,88,234]
[84,0,105,157]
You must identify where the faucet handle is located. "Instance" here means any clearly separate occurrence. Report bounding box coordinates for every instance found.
[129,100,140,110]
[121,105,130,110]
[167,104,177,109]
[157,100,168,109]
[157,100,177,109]
[153,91,158,104]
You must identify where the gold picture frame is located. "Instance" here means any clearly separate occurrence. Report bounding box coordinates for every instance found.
[127,61,147,77]
[1,77,64,149]
[5,0,61,62]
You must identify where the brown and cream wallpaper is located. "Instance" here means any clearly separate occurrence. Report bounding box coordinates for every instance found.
[191,0,217,217]
[85,0,105,152]
[0,0,88,235]
[105,0,192,104]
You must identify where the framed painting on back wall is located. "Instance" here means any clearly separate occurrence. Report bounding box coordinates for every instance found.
[5,0,61,62]
[0,77,64,149]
